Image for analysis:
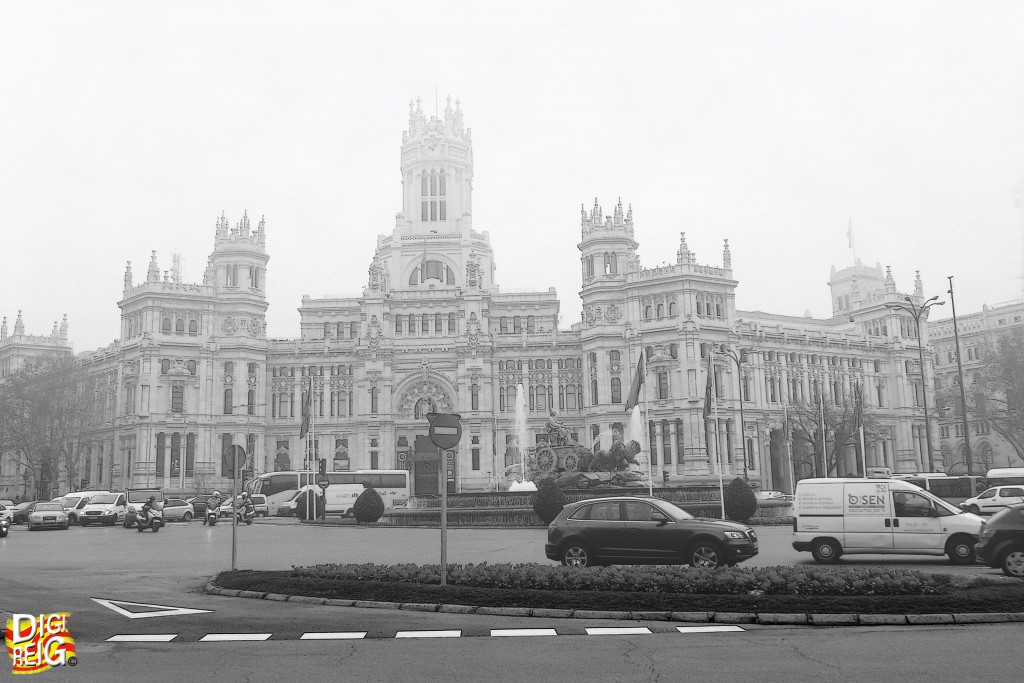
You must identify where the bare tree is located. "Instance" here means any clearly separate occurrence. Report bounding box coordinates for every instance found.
[787,393,885,478]
[979,332,1024,463]
[0,356,92,499]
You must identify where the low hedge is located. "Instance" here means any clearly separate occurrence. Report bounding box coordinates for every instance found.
[290,562,941,596]
[212,568,1024,614]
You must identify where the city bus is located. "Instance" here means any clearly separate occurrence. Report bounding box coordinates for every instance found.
[986,467,1024,487]
[898,474,988,506]
[245,470,410,517]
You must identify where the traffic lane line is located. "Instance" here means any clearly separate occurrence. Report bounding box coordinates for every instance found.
[395,630,462,638]
[490,628,559,637]
[106,634,178,642]
[676,625,746,634]
[199,633,273,642]
[300,632,368,640]
[584,627,653,636]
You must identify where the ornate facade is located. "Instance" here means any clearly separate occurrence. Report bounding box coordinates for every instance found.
[1,97,943,499]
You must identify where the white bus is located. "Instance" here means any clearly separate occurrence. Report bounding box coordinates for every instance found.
[245,470,410,517]
[986,467,1024,487]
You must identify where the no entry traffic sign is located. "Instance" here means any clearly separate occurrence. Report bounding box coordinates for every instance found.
[427,413,462,450]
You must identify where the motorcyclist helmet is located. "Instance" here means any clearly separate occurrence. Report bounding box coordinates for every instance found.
[213,491,220,497]
[148,495,156,502]
[240,492,249,499]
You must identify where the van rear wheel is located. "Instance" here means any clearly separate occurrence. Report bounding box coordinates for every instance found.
[811,538,841,564]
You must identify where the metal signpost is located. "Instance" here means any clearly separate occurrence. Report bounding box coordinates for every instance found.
[427,412,462,586]
[222,444,248,571]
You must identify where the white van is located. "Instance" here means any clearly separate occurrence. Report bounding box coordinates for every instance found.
[792,478,984,564]
[280,483,366,517]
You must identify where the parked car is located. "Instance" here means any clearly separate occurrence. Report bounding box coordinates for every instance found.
[544,496,759,568]
[0,499,15,507]
[78,492,127,526]
[960,486,1024,515]
[218,494,268,518]
[27,502,69,531]
[11,501,43,524]
[976,503,1024,577]
[162,498,195,522]
[0,503,12,524]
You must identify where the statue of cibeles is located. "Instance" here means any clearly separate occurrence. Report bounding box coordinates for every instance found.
[545,409,572,446]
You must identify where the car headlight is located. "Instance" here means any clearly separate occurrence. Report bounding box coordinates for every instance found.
[104,508,115,514]
[723,531,747,540]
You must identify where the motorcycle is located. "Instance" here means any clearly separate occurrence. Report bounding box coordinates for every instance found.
[135,506,164,533]
[236,505,255,525]
[205,508,219,526]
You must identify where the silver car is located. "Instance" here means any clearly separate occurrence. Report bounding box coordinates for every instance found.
[27,502,69,531]
[162,498,195,522]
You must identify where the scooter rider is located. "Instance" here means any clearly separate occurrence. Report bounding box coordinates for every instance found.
[203,490,222,525]
[140,495,157,525]
[239,492,255,519]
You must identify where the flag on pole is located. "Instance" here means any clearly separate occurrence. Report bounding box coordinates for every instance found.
[847,216,853,249]
[299,378,313,439]
[625,355,645,412]
[853,382,863,429]
[701,349,715,421]
[818,392,827,476]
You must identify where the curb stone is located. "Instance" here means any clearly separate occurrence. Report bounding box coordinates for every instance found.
[203,579,1024,627]
[906,614,955,625]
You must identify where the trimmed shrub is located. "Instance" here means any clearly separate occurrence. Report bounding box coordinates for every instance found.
[353,487,385,523]
[723,477,758,522]
[532,477,567,524]
[295,490,326,521]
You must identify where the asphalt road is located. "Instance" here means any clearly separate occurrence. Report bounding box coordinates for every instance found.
[0,520,1017,681]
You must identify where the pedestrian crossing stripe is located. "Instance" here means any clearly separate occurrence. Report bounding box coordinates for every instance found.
[105,625,745,642]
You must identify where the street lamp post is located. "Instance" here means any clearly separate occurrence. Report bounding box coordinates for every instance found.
[947,276,974,476]
[720,344,748,481]
[886,295,944,472]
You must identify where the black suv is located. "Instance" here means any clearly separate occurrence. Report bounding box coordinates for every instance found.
[976,503,1024,578]
[544,496,758,569]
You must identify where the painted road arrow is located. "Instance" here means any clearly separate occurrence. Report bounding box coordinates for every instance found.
[90,598,214,619]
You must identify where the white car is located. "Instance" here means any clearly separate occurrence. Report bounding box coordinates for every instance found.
[960,486,1024,515]
[0,503,12,523]
[162,498,195,522]
[78,492,127,526]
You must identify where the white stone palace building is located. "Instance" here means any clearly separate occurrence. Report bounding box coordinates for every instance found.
[1,98,945,499]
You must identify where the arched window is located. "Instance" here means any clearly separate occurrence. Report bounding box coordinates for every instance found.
[668,302,676,316]
[715,303,722,317]
[591,379,599,405]
[610,377,622,403]
[189,319,198,335]
[657,304,664,318]
[604,253,612,275]
[160,359,170,374]
[162,318,171,333]
[224,388,233,415]
[670,343,678,359]
[706,303,713,316]
[370,387,379,414]
[409,268,420,286]
[187,360,196,375]
[471,384,479,411]
[248,389,255,415]
[610,253,617,274]
[645,306,652,319]
[446,266,454,285]
[609,350,620,363]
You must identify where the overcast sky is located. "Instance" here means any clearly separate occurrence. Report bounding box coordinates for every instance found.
[2,1,1023,352]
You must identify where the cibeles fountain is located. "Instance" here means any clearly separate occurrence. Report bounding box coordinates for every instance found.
[508,384,537,492]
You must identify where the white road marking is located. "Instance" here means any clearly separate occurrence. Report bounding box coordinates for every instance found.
[490,628,559,637]
[199,633,273,641]
[676,625,746,634]
[91,598,213,619]
[585,627,652,636]
[395,630,462,638]
[300,632,367,640]
[106,634,178,642]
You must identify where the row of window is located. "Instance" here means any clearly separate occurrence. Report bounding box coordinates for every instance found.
[395,313,457,335]
[323,322,360,339]
[225,265,264,290]
[643,302,678,319]
[161,317,199,335]
[498,384,583,412]
[500,358,582,371]
[271,365,354,378]
[583,252,619,278]
[420,170,447,222]
[497,316,551,335]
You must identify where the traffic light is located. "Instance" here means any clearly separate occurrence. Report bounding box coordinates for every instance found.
[319,459,327,476]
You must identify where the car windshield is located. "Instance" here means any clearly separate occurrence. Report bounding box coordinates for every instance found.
[35,503,63,512]
[90,494,118,505]
[59,496,84,506]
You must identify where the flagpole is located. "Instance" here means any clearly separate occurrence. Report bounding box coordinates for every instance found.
[712,350,725,519]
[641,377,653,497]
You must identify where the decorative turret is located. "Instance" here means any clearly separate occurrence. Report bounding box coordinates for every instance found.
[123,261,133,294]
[580,196,635,237]
[50,320,59,337]
[256,215,266,245]
[578,197,639,293]
[914,270,923,297]
[722,239,732,270]
[203,255,215,285]
[147,251,160,282]
[14,310,24,336]
[885,265,897,294]
[677,232,692,265]
[239,211,250,238]
[1,317,7,339]
[59,314,68,339]
[215,211,229,240]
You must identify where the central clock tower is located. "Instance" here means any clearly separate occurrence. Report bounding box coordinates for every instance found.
[398,96,474,236]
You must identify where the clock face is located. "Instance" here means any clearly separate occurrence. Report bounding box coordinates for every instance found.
[426,141,440,156]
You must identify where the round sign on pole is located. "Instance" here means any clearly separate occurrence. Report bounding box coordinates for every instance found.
[222,444,248,474]
[427,413,463,450]
[317,479,330,490]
